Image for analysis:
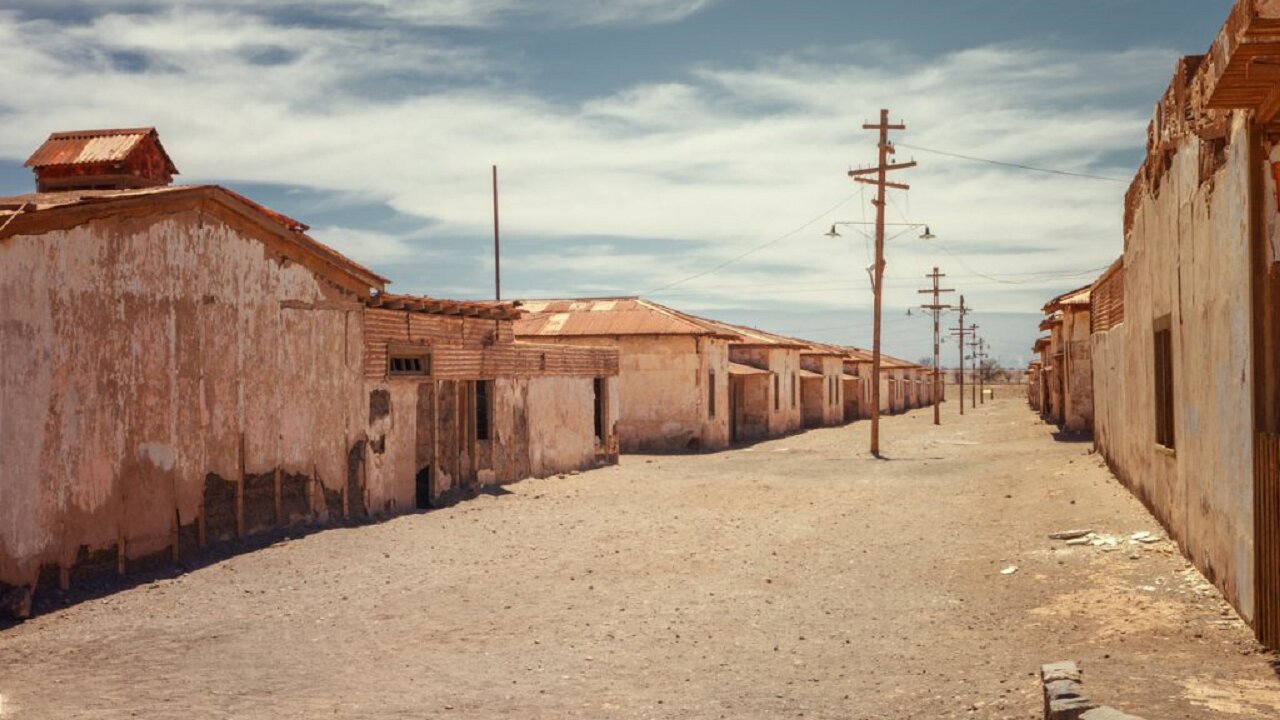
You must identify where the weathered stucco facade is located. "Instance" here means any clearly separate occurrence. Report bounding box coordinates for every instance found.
[0,172,619,611]
[800,353,845,427]
[1091,0,1280,645]
[1035,287,1093,433]
[514,299,735,453]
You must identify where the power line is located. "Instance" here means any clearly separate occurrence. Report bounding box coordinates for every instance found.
[644,191,859,294]
[896,143,1129,184]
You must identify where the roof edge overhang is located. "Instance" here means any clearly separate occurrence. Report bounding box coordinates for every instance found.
[0,185,387,299]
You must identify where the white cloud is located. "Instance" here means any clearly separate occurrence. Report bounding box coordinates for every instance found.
[17,0,717,28]
[0,4,1175,331]
[309,226,431,266]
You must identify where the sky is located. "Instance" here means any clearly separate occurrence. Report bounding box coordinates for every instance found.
[0,0,1235,366]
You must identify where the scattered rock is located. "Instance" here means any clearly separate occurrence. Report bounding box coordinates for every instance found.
[1000,565,1018,576]
[1049,529,1093,541]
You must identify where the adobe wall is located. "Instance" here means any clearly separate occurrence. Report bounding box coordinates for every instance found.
[801,356,845,426]
[0,208,366,593]
[526,335,728,453]
[731,347,803,436]
[1063,306,1094,433]
[1093,109,1255,620]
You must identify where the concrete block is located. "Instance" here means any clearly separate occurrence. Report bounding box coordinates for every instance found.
[1041,660,1083,683]
[1048,696,1100,720]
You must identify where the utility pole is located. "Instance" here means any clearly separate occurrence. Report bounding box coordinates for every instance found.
[949,297,970,416]
[967,334,981,409]
[978,338,988,405]
[918,267,953,426]
[848,109,916,457]
[492,165,501,301]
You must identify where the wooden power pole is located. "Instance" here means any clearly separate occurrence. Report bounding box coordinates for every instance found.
[848,109,916,457]
[492,165,501,301]
[918,267,953,426]
[949,297,970,416]
[978,338,988,405]
[967,333,981,409]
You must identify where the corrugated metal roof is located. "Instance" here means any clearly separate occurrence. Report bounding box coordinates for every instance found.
[25,127,177,173]
[728,362,771,376]
[698,319,810,349]
[515,298,740,338]
[1043,284,1092,312]
[798,368,823,379]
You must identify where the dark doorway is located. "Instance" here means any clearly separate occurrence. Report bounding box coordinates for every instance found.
[415,466,432,509]
[593,377,605,441]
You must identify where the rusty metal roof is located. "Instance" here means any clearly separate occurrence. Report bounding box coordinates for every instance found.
[25,127,178,173]
[1039,312,1063,331]
[728,362,771,377]
[515,298,741,339]
[698,320,809,349]
[1043,284,1092,313]
[369,293,523,320]
[837,346,920,369]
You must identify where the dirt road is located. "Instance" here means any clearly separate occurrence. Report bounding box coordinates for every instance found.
[2,393,1279,719]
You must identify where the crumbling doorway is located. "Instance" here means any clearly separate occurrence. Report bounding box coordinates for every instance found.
[415,466,432,510]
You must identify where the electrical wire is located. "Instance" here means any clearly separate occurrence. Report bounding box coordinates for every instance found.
[896,143,1129,183]
[644,191,860,294]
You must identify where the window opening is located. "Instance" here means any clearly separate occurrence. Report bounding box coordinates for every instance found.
[1154,317,1175,449]
[593,378,605,440]
[708,370,716,419]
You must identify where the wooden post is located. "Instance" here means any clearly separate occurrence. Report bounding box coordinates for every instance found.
[849,109,916,456]
[918,267,953,426]
[950,297,969,416]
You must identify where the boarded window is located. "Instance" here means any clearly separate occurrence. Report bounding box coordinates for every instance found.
[1154,316,1175,449]
[708,370,716,419]
[475,380,492,441]
[774,374,780,411]
[389,351,431,376]
[593,378,605,440]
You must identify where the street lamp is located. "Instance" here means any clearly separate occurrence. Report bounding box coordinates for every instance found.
[825,221,935,241]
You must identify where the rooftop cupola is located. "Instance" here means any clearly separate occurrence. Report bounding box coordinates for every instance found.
[24,127,178,192]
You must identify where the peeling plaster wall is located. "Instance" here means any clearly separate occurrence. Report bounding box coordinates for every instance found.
[1062,307,1095,433]
[526,376,607,477]
[730,347,803,436]
[1093,112,1255,620]
[528,335,728,453]
[0,209,365,591]
[800,356,845,427]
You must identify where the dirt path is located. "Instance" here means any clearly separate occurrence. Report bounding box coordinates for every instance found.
[2,394,1279,719]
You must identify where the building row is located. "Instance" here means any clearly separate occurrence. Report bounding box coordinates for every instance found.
[0,128,935,613]
[513,298,937,452]
[1026,0,1280,649]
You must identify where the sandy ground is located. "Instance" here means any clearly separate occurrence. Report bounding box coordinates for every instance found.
[2,392,1280,719]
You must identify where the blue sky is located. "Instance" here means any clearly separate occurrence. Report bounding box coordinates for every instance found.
[0,1,1234,365]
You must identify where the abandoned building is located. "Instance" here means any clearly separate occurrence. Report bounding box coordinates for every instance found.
[708,321,808,442]
[798,341,848,428]
[0,128,618,612]
[840,348,873,422]
[1032,285,1093,433]
[1088,0,1280,649]
[513,297,737,452]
